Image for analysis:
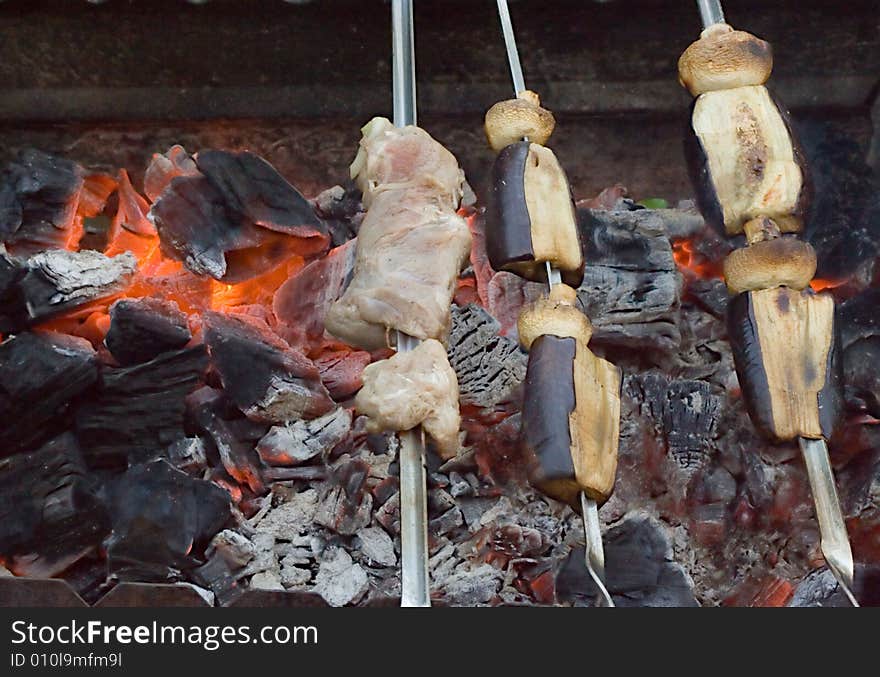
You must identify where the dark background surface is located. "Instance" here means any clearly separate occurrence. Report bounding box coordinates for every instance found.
[0,0,876,209]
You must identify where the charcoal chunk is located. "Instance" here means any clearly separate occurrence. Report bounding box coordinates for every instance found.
[150,149,328,281]
[187,386,266,495]
[0,331,97,455]
[204,312,334,424]
[0,434,109,577]
[557,512,699,607]
[0,149,84,254]
[104,460,231,580]
[19,249,137,322]
[76,346,208,467]
[447,303,526,409]
[105,297,191,365]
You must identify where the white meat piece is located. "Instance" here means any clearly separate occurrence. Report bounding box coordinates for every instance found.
[354,339,460,460]
[326,118,471,350]
[349,117,464,210]
[325,189,471,349]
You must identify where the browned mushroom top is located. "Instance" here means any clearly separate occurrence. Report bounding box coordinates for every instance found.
[485,90,556,153]
[678,23,773,96]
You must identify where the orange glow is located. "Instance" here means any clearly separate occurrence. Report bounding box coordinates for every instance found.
[210,255,305,311]
[810,277,846,293]
[672,238,722,280]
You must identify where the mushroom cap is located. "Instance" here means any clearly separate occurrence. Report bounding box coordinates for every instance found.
[678,23,773,96]
[723,237,817,294]
[518,295,592,351]
[485,91,556,153]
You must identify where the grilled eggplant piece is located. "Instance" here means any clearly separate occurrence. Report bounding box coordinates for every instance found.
[685,86,807,236]
[521,334,621,508]
[727,286,843,441]
[487,141,583,286]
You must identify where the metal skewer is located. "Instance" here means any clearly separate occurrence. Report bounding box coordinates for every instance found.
[391,0,430,608]
[496,0,613,607]
[800,438,859,606]
[696,0,725,29]
[691,0,858,607]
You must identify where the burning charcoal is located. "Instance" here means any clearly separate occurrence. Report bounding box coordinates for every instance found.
[577,208,682,351]
[104,460,231,579]
[76,345,208,467]
[256,407,352,467]
[143,145,199,202]
[18,250,136,323]
[0,332,97,455]
[312,182,364,246]
[447,303,526,409]
[150,149,329,281]
[0,434,109,577]
[662,379,721,476]
[104,297,191,365]
[313,349,370,400]
[557,512,698,607]
[165,437,208,475]
[0,149,85,254]
[273,240,356,351]
[312,547,369,607]
[204,312,334,423]
[186,386,266,495]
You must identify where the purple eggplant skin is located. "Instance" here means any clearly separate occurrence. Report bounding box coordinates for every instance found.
[683,100,726,238]
[488,141,534,273]
[727,291,842,442]
[487,141,584,287]
[772,95,813,225]
[520,334,580,509]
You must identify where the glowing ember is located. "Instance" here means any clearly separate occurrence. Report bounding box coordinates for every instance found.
[672,238,722,281]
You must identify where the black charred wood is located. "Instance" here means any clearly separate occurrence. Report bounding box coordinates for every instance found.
[19,249,137,322]
[800,120,880,283]
[191,554,244,607]
[0,149,84,254]
[843,338,880,418]
[103,460,231,580]
[662,380,721,475]
[0,434,109,577]
[150,149,328,281]
[0,249,25,332]
[556,513,698,607]
[104,297,191,365]
[76,345,208,468]
[203,312,334,424]
[312,181,363,247]
[0,332,97,455]
[447,303,526,411]
[186,386,266,495]
[577,207,681,351]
